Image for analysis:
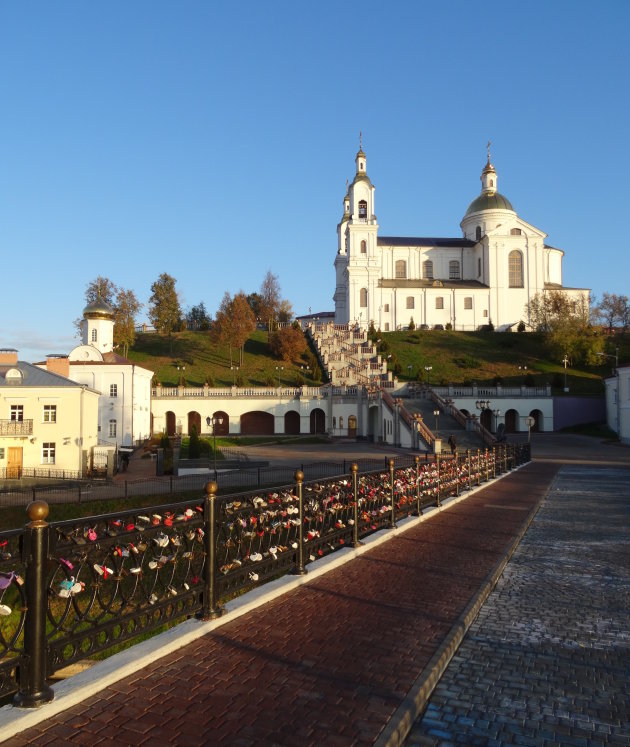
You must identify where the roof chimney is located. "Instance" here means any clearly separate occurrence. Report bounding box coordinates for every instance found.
[0,348,19,364]
[46,354,70,379]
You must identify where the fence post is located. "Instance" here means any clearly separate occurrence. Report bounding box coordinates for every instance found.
[414,456,421,515]
[436,454,441,507]
[292,471,307,575]
[389,458,397,528]
[351,464,363,548]
[14,501,54,708]
[455,452,459,497]
[201,481,222,620]
[467,449,472,491]
[504,444,508,473]
[492,447,497,478]
[476,449,481,486]
[485,448,489,482]
[170,475,173,493]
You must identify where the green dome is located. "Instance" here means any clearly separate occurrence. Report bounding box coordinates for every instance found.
[464,192,514,216]
[83,297,114,318]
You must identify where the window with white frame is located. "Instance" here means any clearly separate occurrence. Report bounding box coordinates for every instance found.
[42,442,56,464]
[91,329,97,342]
[449,261,460,280]
[423,260,433,279]
[483,310,488,317]
[385,322,390,331]
[508,250,524,287]
[406,296,414,309]
[395,260,407,279]
[358,200,367,219]
[477,257,481,277]
[10,405,24,422]
[359,288,368,307]
[43,404,57,423]
[109,419,117,438]
[110,384,118,398]
[464,297,473,310]
[360,240,367,254]
[384,303,389,312]
[475,226,482,241]
[435,297,444,309]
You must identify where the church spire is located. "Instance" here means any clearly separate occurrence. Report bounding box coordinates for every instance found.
[481,140,497,195]
[355,132,367,174]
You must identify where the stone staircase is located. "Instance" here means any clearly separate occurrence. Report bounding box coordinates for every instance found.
[402,393,486,452]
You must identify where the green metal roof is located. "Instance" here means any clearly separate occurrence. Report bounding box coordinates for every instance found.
[464,192,514,216]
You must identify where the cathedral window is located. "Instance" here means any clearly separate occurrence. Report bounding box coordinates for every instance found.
[360,240,367,254]
[360,288,368,307]
[384,304,389,312]
[435,297,444,309]
[110,384,118,398]
[464,297,473,310]
[406,296,414,309]
[508,250,524,288]
[358,200,367,219]
[91,329,97,342]
[423,260,433,280]
[477,258,481,277]
[395,260,407,279]
[510,228,522,235]
[475,226,481,241]
[449,261,461,280]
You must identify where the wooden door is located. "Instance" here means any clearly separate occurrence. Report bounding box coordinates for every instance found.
[7,447,23,478]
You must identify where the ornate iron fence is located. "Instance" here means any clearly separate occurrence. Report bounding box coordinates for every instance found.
[0,444,530,707]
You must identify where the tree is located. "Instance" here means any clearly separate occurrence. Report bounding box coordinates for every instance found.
[212,291,256,366]
[85,276,118,306]
[278,299,294,324]
[148,273,181,352]
[269,326,307,362]
[113,288,142,357]
[188,424,201,459]
[526,290,601,365]
[259,271,281,331]
[246,292,263,322]
[185,302,212,331]
[593,292,630,334]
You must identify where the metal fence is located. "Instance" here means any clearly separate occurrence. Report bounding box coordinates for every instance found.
[0,444,530,707]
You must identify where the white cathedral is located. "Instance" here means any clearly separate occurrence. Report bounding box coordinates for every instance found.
[333,144,588,331]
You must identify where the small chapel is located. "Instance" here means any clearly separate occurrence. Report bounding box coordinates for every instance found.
[333,142,588,331]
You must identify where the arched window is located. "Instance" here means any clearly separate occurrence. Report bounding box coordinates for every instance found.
[395,260,407,278]
[406,296,414,309]
[423,260,433,280]
[360,240,367,254]
[360,288,368,307]
[490,179,494,187]
[510,228,522,235]
[475,226,481,241]
[449,261,460,280]
[358,200,367,219]
[508,250,524,288]
[91,329,97,342]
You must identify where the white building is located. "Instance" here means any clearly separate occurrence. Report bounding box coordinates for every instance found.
[0,348,99,478]
[65,299,153,447]
[334,145,589,331]
[603,366,630,445]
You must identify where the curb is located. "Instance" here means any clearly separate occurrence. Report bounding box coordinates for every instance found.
[374,466,559,747]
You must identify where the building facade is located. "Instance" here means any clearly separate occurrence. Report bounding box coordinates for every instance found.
[334,146,589,331]
[0,348,99,478]
[66,299,153,447]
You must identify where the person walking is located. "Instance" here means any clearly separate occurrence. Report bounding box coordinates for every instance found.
[447,434,456,456]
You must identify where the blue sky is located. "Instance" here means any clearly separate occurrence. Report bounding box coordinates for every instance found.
[1,1,628,362]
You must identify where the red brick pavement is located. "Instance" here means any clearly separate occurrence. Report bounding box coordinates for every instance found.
[4,463,559,746]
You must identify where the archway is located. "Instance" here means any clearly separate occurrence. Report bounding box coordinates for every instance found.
[479,409,492,431]
[241,411,274,435]
[504,409,519,433]
[166,411,176,437]
[284,410,300,435]
[348,415,357,438]
[187,411,201,436]
[310,408,325,434]
[210,411,229,436]
[529,409,543,432]
[367,405,379,442]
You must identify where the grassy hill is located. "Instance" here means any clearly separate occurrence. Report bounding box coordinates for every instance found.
[126,327,621,396]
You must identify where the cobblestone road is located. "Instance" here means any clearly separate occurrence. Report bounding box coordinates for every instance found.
[406,465,630,747]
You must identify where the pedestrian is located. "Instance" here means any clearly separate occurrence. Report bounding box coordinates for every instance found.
[447,434,456,456]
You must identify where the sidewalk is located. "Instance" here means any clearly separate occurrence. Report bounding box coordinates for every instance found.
[0,462,558,745]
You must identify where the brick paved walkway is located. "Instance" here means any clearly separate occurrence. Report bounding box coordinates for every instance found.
[405,465,630,747]
[2,464,558,746]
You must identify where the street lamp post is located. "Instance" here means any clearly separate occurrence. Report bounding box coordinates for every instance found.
[407,364,413,379]
[206,415,224,480]
[231,365,239,386]
[476,399,491,446]
[424,365,433,387]
[562,355,569,393]
[275,366,284,388]
[433,408,440,434]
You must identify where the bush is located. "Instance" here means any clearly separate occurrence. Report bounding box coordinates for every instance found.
[159,433,170,449]
[445,322,452,331]
[408,317,416,331]
[205,373,215,387]
[265,375,276,387]
[235,374,245,387]
[517,320,526,333]
[189,425,201,459]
